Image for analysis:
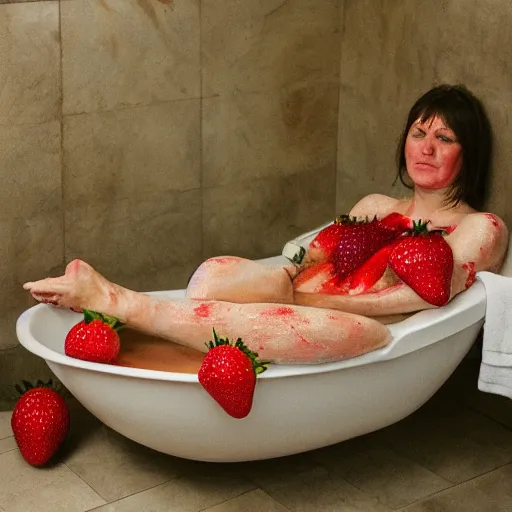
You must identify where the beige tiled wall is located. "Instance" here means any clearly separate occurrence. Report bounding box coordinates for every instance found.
[201,0,340,258]
[0,0,340,407]
[337,0,512,220]
[5,0,511,409]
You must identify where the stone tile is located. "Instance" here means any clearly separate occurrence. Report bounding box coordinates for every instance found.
[0,411,12,439]
[203,489,289,512]
[0,121,61,221]
[88,472,255,512]
[202,88,338,188]
[201,0,340,95]
[240,456,391,512]
[337,0,512,223]
[309,431,388,462]
[63,411,189,502]
[316,446,451,509]
[63,101,202,291]
[0,215,64,351]
[61,0,200,115]
[0,2,60,125]
[403,464,512,512]
[0,119,62,346]
[63,101,200,202]
[336,1,420,214]
[380,399,512,484]
[0,436,16,455]
[65,189,202,291]
[465,390,512,430]
[0,449,105,512]
[202,168,336,260]
[238,452,319,485]
[448,358,512,429]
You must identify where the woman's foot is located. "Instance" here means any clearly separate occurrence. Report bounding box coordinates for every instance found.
[23,259,115,313]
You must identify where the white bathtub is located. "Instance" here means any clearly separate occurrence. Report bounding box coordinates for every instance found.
[16,251,490,462]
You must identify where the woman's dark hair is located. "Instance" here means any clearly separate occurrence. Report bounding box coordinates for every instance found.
[396,84,493,210]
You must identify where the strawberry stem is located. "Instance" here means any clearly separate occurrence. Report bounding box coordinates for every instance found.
[206,328,271,375]
[403,220,447,237]
[83,309,125,331]
[14,379,55,396]
[334,214,376,226]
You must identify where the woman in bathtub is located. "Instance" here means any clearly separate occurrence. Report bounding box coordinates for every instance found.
[24,84,509,364]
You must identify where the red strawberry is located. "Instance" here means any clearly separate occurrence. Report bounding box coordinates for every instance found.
[198,330,270,419]
[11,380,70,466]
[388,221,454,306]
[332,215,405,281]
[379,211,413,231]
[65,310,123,364]
[309,212,411,267]
[345,241,401,294]
[309,218,348,261]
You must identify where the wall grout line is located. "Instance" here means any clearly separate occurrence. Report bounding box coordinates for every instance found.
[58,0,66,268]
[334,0,346,217]
[199,0,204,262]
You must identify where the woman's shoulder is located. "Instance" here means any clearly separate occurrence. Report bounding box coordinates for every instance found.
[349,194,406,218]
[457,211,508,235]
[449,211,509,272]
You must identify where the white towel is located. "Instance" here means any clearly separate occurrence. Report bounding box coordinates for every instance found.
[477,271,512,399]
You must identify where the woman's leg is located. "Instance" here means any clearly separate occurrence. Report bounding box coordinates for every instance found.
[24,259,391,364]
[186,256,297,304]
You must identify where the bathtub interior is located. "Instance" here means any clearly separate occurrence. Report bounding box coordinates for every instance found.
[20,271,486,384]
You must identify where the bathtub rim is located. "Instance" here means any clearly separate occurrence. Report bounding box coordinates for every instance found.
[16,275,487,384]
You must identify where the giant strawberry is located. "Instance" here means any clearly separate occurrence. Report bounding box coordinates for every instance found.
[309,212,411,268]
[388,221,454,306]
[308,217,349,261]
[11,380,70,466]
[198,330,270,419]
[331,213,410,281]
[65,310,123,364]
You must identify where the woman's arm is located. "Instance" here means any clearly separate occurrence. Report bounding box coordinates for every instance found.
[294,212,509,317]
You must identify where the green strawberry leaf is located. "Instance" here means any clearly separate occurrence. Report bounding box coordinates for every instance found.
[404,220,447,237]
[205,328,272,375]
[83,309,125,331]
[14,378,57,396]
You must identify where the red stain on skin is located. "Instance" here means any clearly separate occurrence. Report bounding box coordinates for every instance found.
[484,213,500,228]
[210,257,239,265]
[442,225,457,235]
[194,303,213,318]
[290,325,310,345]
[260,306,295,317]
[462,262,476,289]
[320,275,351,295]
[260,306,311,325]
[294,262,333,288]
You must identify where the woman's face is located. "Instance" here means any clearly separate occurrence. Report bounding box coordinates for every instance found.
[404,115,463,190]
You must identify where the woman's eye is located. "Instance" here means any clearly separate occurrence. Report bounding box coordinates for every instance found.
[438,135,454,143]
[411,130,424,138]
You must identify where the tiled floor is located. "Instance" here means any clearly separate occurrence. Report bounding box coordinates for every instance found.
[1,359,511,512]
